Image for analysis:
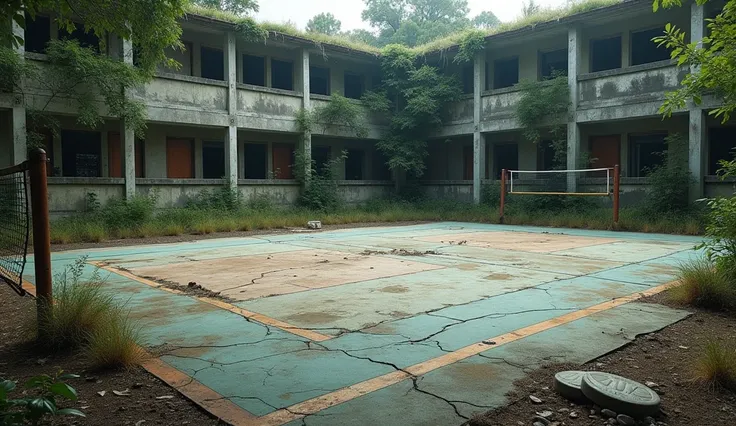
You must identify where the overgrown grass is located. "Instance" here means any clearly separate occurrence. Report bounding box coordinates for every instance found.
[694,340,736,391]
[670,260,736,312]
[50,198,704,245]
[37,258,143,369]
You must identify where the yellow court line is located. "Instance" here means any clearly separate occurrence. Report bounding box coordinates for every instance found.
[93,263,332,342]
[257,280,681,426]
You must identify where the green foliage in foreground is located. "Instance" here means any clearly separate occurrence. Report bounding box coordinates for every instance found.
[695,340,736,391]
[1,372,84,425]
[50,195,704,245]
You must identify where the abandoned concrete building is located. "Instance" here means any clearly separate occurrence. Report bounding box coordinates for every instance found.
[1,0,734,216]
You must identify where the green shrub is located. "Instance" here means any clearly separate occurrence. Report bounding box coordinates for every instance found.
[642,133,693,215]
[85,307,145,369]
[101,192,157,230]
[0,372,85,425]
[670,259,736,311]
[247,193,276,211]
[694,340,736,391]
[480,182,501,207]
[186,186,242,211]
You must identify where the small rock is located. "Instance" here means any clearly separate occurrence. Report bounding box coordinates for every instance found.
[85,376,98,382]
[135,421,146,426]
[97,391,106,397]
[533,422,546,426]
[601,408,617,418]
[588,415,598,419]
[155,395,174,400]
[569,411,579,419]
[113,389,131,397]
[616,414,635,425]
[132,382,143,389]
[529,395,543,404]
[607,418,617,425]
[533,417,550,426]
[645,381,659,388]
[557,407,569,413]
[187,281,197,287]
[678,345,689,349]
[673,408,682,414]
[536,410,553,418]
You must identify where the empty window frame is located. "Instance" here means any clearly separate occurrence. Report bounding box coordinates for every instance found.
[345,149,364,180]
[310,66,330,96]
[462,65,474,94]
[244,143,267,179]
[344,73,365,99]
[243,54,266,86]
[271,59,293,90]
[60,23,100,51]
[493,143,519,178]
[709,127,736,175]
[201,47,224,80]
[61,130,101,177]
[312,146,332,175]
[629,133,667,177]
[590,36,622,72]
[588,135,621,170]
[202,141,225,179]
[373,150,391,180]
[539,49,568,79]
[25,14,50,53]
[463,145,473,180]
[493,57,519,89]
[537,140,556,171]
[631,27,671,66]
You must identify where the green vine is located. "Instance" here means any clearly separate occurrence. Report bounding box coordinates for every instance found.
[515,73,569,168]
[296,93,368,138]
[453,29,486,64]
[234,17,269,43]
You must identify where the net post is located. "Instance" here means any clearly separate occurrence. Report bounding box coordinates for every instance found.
[29,149,52,330]
[499,169,507,223]
[613,164,620,224]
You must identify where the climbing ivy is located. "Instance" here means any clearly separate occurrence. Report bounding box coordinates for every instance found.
[453,29,486,64]
[362,44,462,182]
[515,73,570,169]
[234,17,269,43]
[296,93,368,138]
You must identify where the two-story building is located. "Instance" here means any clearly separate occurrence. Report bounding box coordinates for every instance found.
[1,0,734,216]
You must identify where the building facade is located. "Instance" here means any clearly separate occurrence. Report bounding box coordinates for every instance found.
[1,0,734,216]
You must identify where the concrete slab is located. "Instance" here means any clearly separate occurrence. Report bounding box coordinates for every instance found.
[417,230,619,253]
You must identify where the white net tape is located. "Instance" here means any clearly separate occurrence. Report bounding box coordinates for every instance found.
[508,168,613,195]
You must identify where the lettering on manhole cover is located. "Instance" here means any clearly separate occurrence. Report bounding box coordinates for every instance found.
[553,371,588,402]
[581,372,660,417]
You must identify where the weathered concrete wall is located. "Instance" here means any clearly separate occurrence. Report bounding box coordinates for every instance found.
[48,178,125,217]
[422,181,474,203]
[705,178,736,198]
[479,88,523,132]
[237,87,302,132]
[447,96,474,125]
[337,181,393,203]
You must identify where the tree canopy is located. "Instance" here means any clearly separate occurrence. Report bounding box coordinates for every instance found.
[472,11,501,29]
[190,0,259,15]
[306,12,342,35]
[654,0,736,122]
[360,0,473,47]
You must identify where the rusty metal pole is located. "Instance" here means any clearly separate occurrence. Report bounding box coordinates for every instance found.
[500,169,507,223]
[613,164,620,225]
[29,148,52,329]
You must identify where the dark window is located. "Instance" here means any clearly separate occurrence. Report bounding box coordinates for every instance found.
[271,59,293,90]
[312,146,331,175]
[629,133,667,177]
[60,23,100,52]
[371,74,382,90]
[537,140,555,171]
[631,27,671,66]
[540,49,568,79]
[345,149,364,180]
[243,54,265,86]
[310,66,330,96]
[25,14,50,53]
[244,143,267,179]
[485,62,490,90]
[493,57,518,89]
[709,127,736,174]
[61,130,101,177]
[202,141,225,179]
[373,150,391,180]
[344,73,364,99]
[493,143,518,178]
[462,65,473,94]
[201,47,224,80]
[590,36,622,72]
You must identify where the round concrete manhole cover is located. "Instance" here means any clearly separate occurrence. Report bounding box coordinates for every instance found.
[554,371,588,402]
[581,372,660,417]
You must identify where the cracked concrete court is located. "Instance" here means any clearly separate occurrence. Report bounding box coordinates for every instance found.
[30,222,701,425]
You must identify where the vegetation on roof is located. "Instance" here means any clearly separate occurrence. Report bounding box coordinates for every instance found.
[186,0,624,58]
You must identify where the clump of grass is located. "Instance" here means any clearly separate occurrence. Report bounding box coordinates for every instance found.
[670,260,736,311]
[85,307,146,368]
[694,340,736,391]
[38,257,144,369]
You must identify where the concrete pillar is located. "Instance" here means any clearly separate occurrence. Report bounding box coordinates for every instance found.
[224,31,238,189]
[689,2,706,200]
[122,37,136,198]
[11,19,26,164]
[567,25,582,191]
[301,48,312,180]
[472,52,486,203]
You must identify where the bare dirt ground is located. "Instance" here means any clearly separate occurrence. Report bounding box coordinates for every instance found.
[469,293,736,426]
[0,284,221,426]
[51,221,428,252]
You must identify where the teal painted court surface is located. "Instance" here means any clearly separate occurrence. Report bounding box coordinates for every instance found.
[29,223,700,425]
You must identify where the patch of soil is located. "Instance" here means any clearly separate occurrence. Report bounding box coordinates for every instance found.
[469,297,736,426]
[0,284,222,426]
[52,221,430,252]
[361,248,440,256]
